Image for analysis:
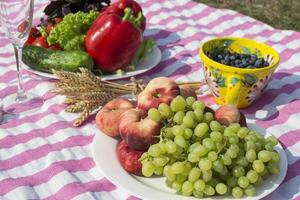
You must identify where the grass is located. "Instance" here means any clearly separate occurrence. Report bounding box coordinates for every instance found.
[194,0,300,32]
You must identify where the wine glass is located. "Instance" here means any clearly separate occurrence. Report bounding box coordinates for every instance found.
[0,0,43,115]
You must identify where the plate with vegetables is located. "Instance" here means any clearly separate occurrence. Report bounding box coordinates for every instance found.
[91,77,288,200]
[22,0,162,80]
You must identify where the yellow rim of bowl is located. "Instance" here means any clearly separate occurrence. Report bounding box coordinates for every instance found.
[199,37,280,73]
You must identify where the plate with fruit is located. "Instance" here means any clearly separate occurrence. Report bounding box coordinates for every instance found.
[22,0,161,80]
[91,77,288,200]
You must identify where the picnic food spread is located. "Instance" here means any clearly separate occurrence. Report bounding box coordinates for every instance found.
[2,0,299,199]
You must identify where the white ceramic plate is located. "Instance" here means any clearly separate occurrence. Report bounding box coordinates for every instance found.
[92,128,288,200]
[23,45,161,80]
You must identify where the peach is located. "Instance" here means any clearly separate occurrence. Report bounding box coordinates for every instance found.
[214,104,247,127]
[137,77,180,112]
[119,108,161,150]
[116,140,144,176]
[96,98,133,137]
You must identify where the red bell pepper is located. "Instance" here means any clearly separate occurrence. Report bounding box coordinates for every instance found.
[103,0,146,31]
[85,5,144,72]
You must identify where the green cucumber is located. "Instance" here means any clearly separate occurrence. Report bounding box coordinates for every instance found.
[22,45,93,73]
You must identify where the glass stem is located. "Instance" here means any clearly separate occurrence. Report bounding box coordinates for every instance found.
[13,45,27,102]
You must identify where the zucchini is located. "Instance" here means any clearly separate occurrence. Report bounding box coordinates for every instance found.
[22,45,93,73]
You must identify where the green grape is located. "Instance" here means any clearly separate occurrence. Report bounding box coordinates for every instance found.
[188,152,200,163]
[193,189,204,198]
[271,151,280,163]
[183,162,192,176]
[216,183,227,195]
[265,142,274,151]
[254,175,263,186]
[258,150,272,162]
[235,156,249,167]
[188,167,201,182]
[229,136,239,144]
[186,111,196,119]
[210,131,223,143]
[227,149,238,159]
[203,185,215,196]
[186,96,196,107]
[174,135,188,149]
[172,125,184,136]
[245,141,256,151]
[232,166,245,177]
[192,100,205,111]
[189,142,200,152]
[163,165,176,181]
[194,109,204,122]
[165,179,173,188]
[227,176,238,187]
[229,144,240,153]
[229,123,241,132]
[182,181,194,196]
[244,184,256,196]
[183,128,193,139]
[170,96,187,112]
[224,127,235,137]
[267,161,280,174]
[148,144,161,157]
[255,142,263,152]
[194,123,209,138]
[266,135,278,146]
[232,186,243,198]
[173,111,185,124]
[204,112,214,123]
[237,127,249,138]
[142,161,155,177]
[153,156,169,167]
[210,120,222,131]
[194,179,206,191]
[252,160,265,173]
[198,158,212,171]
[148,108,162,122]
[172,181,183,191]
[154,166,163,175]
[215,142,223,152]
[163,127,174,139]
[212,159,224,173]
[158,103,173,119]
[246,149,257,162]
[176,174,187,183]
[208,151,218,161]
[238,176,249,188]
[202,170,212,182]
[207,177,219,187]
[171,162,185,174]
[246,170,259,183]
[158,142,167,154]
[165,140,177,154]
[221,154,232,166]
[183,115,194,128]
[246,134,258,143]
[203,138,216,150]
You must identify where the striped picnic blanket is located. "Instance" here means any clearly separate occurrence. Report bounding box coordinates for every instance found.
[0,0,300,199]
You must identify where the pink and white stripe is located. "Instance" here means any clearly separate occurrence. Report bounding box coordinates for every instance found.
[1,0,300,199]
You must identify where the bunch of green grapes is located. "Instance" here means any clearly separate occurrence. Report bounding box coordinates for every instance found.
[140,96,280,198]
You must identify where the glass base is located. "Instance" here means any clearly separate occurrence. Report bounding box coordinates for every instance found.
[1,92,44,124]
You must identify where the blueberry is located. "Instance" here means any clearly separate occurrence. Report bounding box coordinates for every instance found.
[263,60,269,67]
[220,59,226,64]
[240,54,246,59]
[230,61,235,66]
[251,54,258,60]
[235,59,241,65]
[217,54,223,60]
[242,59,247,65]
[224,55,230,62]
[254,59,263,68]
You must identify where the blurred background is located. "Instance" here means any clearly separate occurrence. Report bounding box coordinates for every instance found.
[195,0,300,31]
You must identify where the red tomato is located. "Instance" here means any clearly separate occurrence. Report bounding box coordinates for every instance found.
[32,36,49,48]
[24,28,41,46]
